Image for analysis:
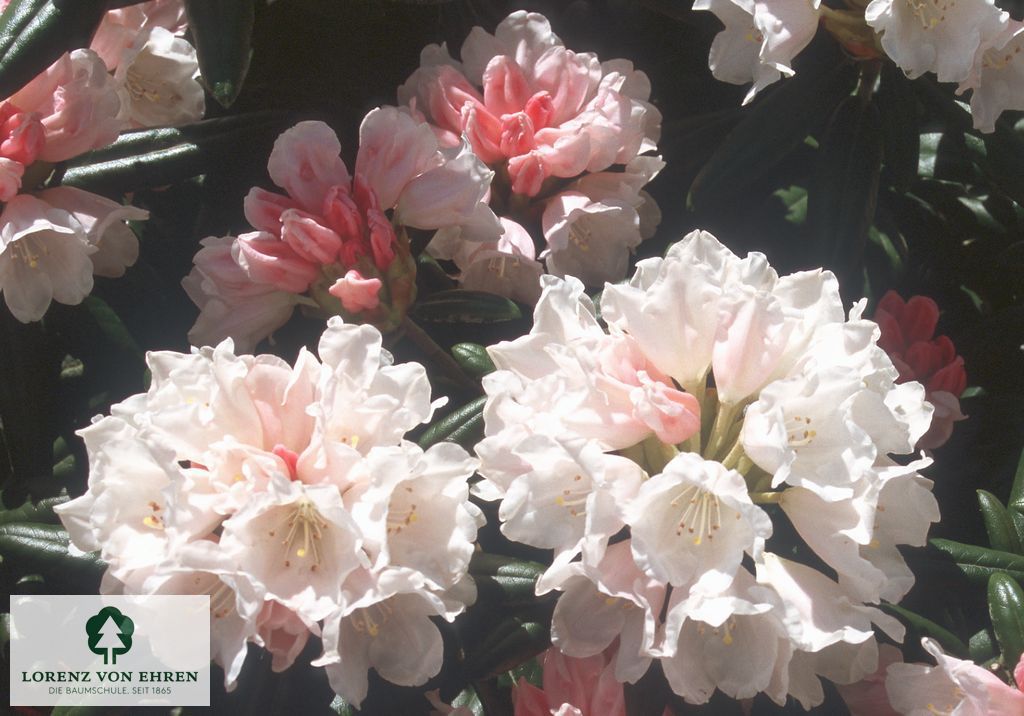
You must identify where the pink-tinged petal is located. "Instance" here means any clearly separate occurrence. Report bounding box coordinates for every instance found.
[461,103,504,163]
[22,50,123,162]
[0,106,45,165]
[355,106,443,210]
[37,186,148,278]
[493,11,563,75]
[525,90,555,129]
[508,150,547,196]
[322,186,366,243]
[532,47,603,125]
[499,111,537,156]
[267,121,351,213]
[927,355,966,395]
[836,643,902,716]
[234,231,319,293]
[512,678,551,716]
[279,209,342,264]
[425,64,486,135]
[397,139,496,232]
[0,157,24,201]
[243,187,298,234]
[535,128,592,178]
[483,55,532,117]
[255,601,312,672]
[329,270,382,313]
[1015,653,1024,692]
[366,208,397,269]
[901,295,940,343]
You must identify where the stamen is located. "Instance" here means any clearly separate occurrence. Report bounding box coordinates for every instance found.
[282,498,328,567]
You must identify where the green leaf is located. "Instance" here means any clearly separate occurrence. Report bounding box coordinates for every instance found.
[184,0,256,108]
[0,0,108,99]
[84,296,145,363]
[988,572,1024,669]
[929,538,1024,583]
[807,94,885,277]
[881,602,968,656]
[688,58,857,210]
[969,627,997,663]
[55,111,294,194]
[416,397,486,450]
[470,553,546,605]
[465,614,550,680]
[0,522,105,584]
[412,290,523,324]
[449,685,485,716]
[978,490,1023,554]
[774,185,808,225]
[1009,446,1024,507]
[451,343,496,378]
[0,492,67,525]
[876,62,920,191]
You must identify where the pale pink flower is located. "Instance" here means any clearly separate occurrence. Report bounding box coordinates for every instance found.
[91,0,188,70]
[9,49,122,162]
[114,26,205,128]
[57,318,481,701]
[187,112,498,347]
[837,643,903,716]
[885,638,1024,715]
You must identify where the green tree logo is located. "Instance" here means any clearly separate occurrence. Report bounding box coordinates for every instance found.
[86,607,134,665]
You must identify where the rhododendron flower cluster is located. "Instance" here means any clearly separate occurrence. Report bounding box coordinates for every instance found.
[474,230,940,707]
[874,291,967,450]
[183,113,499,351]
[55,317,482,707]
[400,11,663,298]
[694,0,1024,131]
[0,47,148,322]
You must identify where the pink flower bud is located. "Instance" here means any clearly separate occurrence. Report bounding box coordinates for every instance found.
[280,209,343,265]
[322,185,365,242]
[328,270,382,313]
[366,208,397,269]
[499,111,537,156]
[525,90,555,129]
[483,55,531,117]
[234,231,320,293]
[243,187,298,234]
[0,105,45,165]
[508,150,547,196]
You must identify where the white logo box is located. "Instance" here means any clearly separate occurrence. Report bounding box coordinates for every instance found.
[10,594,210,707]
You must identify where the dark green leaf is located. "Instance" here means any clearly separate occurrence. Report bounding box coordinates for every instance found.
[988,572,1024,669]
[417,397,486,449]
[470,553,546,605]
[451,343,496,378]
[807,94,884,278]
[929,538,1024,583]
[412,290,523,324]
[688,58,857,210]
[969,627,997,663]
[84,296,145,363]
[881,602,968,656]
[54,111,293,194]
[1009,446,1024,507]
[464,615,550,680]
[0,522,105,584]
[0,492,67,524]
[184,0,256,108]
[876,62,920,191]
[0,0,109,100]
[449,685,485,716]
[978,490,1023,554]
[328,695,357,716]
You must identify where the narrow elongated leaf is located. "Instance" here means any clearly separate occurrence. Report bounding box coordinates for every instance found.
[417,397,486,449]
[470,553,546,604]
[688,58,857,210]
[184,0,255,108]
[0,0,109,100]
[988,572,1024,669]
[412,290,522,324]
[465,615,550,680]
[54,111,293,193]
[1009,447,1024,507]
[978,490,1023,554]
[881,602,968,656]
[0,492,67,524]
[876,62,920,191]
[969,627,997,662]
[807,94,884,278]
[929,538,1024,583]
[0,522,105,584]
[451,343,495,378]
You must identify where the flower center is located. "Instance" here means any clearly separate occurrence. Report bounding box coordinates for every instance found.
[671,485,723,545]
[282,499,328,569]
[784,414,817,447]
[555,474,588,517]
[903,0,954,30]
[387,487,419,535]
[8,236,48,269]
[982,41,1023,71]
[350,601,393,638]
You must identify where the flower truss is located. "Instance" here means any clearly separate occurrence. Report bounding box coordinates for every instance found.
[399,11,663,298]
[474,229,940,707]
[183,113,499,352]
[0,47,148,322]
[55,317,482,707]
[693,0,1024,131]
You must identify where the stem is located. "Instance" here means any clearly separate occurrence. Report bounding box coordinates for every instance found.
[720,439,745,471]
[705,401,741,461]
[399,316,481,395]
[749,491,783,505]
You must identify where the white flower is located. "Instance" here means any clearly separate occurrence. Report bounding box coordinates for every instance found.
[114,26,205,128]
[864,0,1006,82]
[57,317,480,702]
[958,19,1024,133]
